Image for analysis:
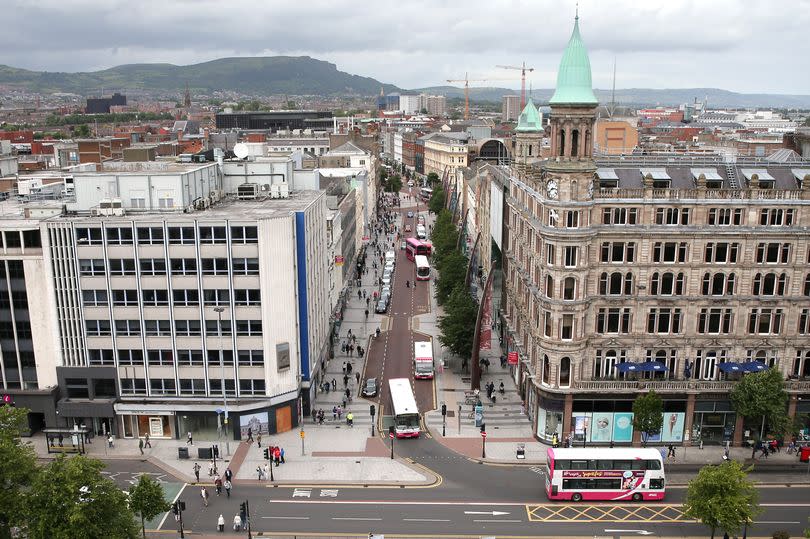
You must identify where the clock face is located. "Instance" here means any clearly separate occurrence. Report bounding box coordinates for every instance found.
[546,179,559,200]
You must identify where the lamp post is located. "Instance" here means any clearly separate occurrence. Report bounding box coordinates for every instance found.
[213,306,230,456]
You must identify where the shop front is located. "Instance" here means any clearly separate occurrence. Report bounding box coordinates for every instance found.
[567,398,688,446]
[535,396,564,443]
[691,400,736,445]
[115,405,176,439]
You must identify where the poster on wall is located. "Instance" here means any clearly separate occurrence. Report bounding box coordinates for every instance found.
[573,413,591,435]
[612,412,634,443]
[536,408,547,440]
[661,412,686,442]
[590,412,613,443]
[239,412,269,439]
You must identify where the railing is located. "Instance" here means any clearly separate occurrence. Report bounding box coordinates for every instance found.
[574,379,808,392]
[594,187,809,201]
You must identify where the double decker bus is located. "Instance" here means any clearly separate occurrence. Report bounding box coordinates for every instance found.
[419,187,433,201]
[414,255,430,281]
[546,447,666,502]
[388,378,420,438]
[405,238,432,261]
[413,341,434,379]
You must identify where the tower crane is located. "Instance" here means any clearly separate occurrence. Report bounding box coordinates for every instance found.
[446,72,516,120]
[495,62,535,109]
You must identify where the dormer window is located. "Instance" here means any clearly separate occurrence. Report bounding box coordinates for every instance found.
[741,169,775,189]
[791,168,810,189]
[596,168,618,188]
[640,168,671,189]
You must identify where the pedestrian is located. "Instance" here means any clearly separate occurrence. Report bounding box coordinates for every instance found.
[217,514,225,532]
[257,433,262,448]
[552,434,558,448]
[144,433,151,448]
[345,387,351,401]
[343,361,347,374]
[280,447,285,464]
[233,514,242,532]
[239,505,247,529]
[256,465,264,480]
[187,431,193,445]
[193,462,201,483]
[215,476,222,495]
[347,362,353,374]
[333,406,338,420]
[337,405,342,420]
[224,479,232,498]
[209,459,216,476]
[247,427,253,442]
[343,374,349,387]
[200,486,209,507]
[273,446,281,467]
[106,434,112,448]
[331,378,337,390]
[356,372,361,384]
[225,467,233,482]
[139,438,144,455]
[347,412,354,427]
[366,297,370,307]
[667,445,676,458]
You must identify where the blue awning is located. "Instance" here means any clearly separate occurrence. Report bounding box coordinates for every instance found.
[741,361,768,373]
[718,362,744,373]
[616,362,640,373]
[639,361,667,372]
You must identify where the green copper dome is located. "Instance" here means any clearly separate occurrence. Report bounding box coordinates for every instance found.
[515,98,543,132]
[549,15,598,106]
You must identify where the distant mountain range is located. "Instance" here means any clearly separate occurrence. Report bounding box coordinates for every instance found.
[0,55,808,108]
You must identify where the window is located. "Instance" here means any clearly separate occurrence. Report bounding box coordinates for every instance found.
[593,349,627,378]
[601,242,636,263]
[177,349,204,366]
[702,272,736,296]
[650,272,685,296]
[119,349,145,366]
[142,289,169,306]
[144,320,172,336]
[203,289,230,306]
[79,259,105,276]
[756,242,790,264]
[238,350,264,366]
[112,289,138,306]
[602,207,637,225]
[800,309,810,335]
[565,211,580,228]
[276,342,291,371]
[170,258,197,275]
[564,246,578,267]
[563,277,576,300]
[545,275,554,299]
[232,258,259,275]
[236,320,262,336]
[23,229,41,248]
[805,274,810,296]
[82,289,108,306]
[140,258,167,276]
[175,319,202,336]
[201,258,229,275]
[205,319,232,336]
[85,320,111,336]
[137,226,164,244]
[76,227,103,245]
[653,242,688,263]
[561,315,574,340]
[698,308,733,334]
[547,210,557,227]
[708,208,743,226]
[199,226,227,244]
[655,207,690,225]
[759,208,794,226]
[647,308,682,334]
[234,289,261,306]
[88,349,115,365]
[546,244,555,265]
[596,308,632,334]
[106,227,134,244]
[752,273,787,296]
[147,349,174,366]
[109,259,136,276]
[231,226,258,244]
[150,378,176,395]
[173,289,200,306]
[209,379,236,396]
[239,379,266,396]
[748,308,783,335]
[559,357,571,387]
[599,272,633,295]
[179,379,206,396]
[207,350,234,365]
[115,319,141,336]
[120,378,147,395]
[168,226,196,244]
[543,310,552,338]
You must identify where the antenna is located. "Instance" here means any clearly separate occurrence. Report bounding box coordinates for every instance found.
[608,57,617,118]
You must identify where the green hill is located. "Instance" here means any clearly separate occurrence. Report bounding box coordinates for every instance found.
[0,56,401,96]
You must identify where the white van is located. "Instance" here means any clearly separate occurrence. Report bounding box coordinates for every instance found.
[385,251,396,264]
[416,225,426,240]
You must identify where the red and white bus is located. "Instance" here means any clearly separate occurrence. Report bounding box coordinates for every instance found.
[414,255,430,281]
[546,447,666,502]
[388,378,420,438]
[413,341,434,379]
[405,238,432,261]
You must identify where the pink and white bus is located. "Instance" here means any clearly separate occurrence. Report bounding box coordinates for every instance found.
[405,238,432,261]
[546,447,666,502]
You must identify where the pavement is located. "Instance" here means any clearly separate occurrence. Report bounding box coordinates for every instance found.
[25,188,810,488]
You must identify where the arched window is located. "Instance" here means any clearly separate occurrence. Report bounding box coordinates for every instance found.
[542,354,550,384]
[600,272,630,295]
[804,274,810,296]
[625,272,634,295]
[753,272,788,296]
[559,129,566,157]
[703,272,735,295]
[571,129,580,158]
[563,277,576,300]
[560,357,571,387]
[651,272,684,295]
[546,275,554,299]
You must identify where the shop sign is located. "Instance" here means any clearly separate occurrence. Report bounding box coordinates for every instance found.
[562,470,644,478]
[507,352,519,365]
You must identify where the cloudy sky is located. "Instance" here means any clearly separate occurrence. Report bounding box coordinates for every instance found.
[1,0,808,94]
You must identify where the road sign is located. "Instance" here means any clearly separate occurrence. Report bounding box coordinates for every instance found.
[481,431,487,438]
[300,430,305,438]
[389,432,394,439]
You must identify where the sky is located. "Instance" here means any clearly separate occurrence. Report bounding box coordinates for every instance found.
[1,0,808,95]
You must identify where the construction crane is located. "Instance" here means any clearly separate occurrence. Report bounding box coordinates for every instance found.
[496,62,535,109]
[446,72,516,120]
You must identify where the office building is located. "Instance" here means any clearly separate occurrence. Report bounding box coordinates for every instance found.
[502,95,521,122]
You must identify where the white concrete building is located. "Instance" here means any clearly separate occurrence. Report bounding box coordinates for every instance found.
[399,95,422,115]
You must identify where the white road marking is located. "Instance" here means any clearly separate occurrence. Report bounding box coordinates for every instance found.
[320,489,339,497]
[261,516,310,520]
[604,529,653,536]
[292,488,311,498]
[403,518,451,522]
[473,519,523,523]
[332,517,383,521]
[465,511,510,516]
[754,521,800,524]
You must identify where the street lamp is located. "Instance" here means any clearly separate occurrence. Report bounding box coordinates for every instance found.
[213,306,230,456]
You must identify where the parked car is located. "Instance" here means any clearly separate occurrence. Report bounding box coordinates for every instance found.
[400,241,406,250]
[404,224,412,232]
[381,274,392,287]
[375,297,388,313]
[362,378,378,397]
[407,211,414,218]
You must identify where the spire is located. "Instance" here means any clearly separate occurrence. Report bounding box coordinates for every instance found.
[515,98,543,132]
[549,13,598,106]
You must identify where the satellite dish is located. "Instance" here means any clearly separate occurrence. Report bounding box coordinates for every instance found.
[233,143,249,159]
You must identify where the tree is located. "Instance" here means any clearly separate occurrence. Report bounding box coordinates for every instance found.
[437,285,479,361]
[0,407,38,539]
[632,391,664,447]
[426,172,439,186]
[129,475,169,539]
[430,210,458,264]
[384,174,402,193]
[683,461,760,539]
[73,124,91,138]
[428,186,446,214]
[434,249,469,305]
[729,368,788,440]
[28,456,139,539]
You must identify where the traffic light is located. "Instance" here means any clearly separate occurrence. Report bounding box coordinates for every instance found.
[263,448,269,460]
[480,423,486,433]
[171,502,178,515]
[388,425,395,436]
[1,394,13,407]
[178,501,186,511]
[239,502,247,515]
[369,404,376,417]
[441,404,447,416]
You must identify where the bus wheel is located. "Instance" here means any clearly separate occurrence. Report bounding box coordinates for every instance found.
[571,493,582,502]
[632,493,643,502]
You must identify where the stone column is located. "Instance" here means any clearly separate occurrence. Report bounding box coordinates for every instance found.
[563,393,573,439]
[564,125,573,159]
[683,393,696,446]
[733,413,744,447]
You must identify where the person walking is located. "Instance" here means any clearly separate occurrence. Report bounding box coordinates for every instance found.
[224,467,233,482]
[257,433,262,448]
[193,462,201,483]
[138,438,144,455]
[273,446,281,467]
[224,479,232,498]
[214,476,222,496]
[280,447,285,464]
[356,372,361,385]
[347,412,354,427]
[246,427,253,442]
[200,486,209,507]
[217,514,225,532]
[337,405,342,420]
[667,445,676,458]
[256,465,264,480]
[144,433,151,448]
[331,378,337,391]
[233,513,242,532]
[187,431,193,445]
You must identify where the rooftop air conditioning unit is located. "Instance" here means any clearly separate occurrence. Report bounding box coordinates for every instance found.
[270,184,281,199]
[97,198,124,216]
[278,183,290,199]
[236,183,260,200]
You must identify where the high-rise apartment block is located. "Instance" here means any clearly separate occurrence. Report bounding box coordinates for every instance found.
[502,95,521,122]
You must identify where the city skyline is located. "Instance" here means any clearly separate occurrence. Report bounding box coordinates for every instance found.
[0,0,807,95]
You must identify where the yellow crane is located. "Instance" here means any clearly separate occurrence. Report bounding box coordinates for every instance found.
[446,72,515,120]
[496,62,535,109]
